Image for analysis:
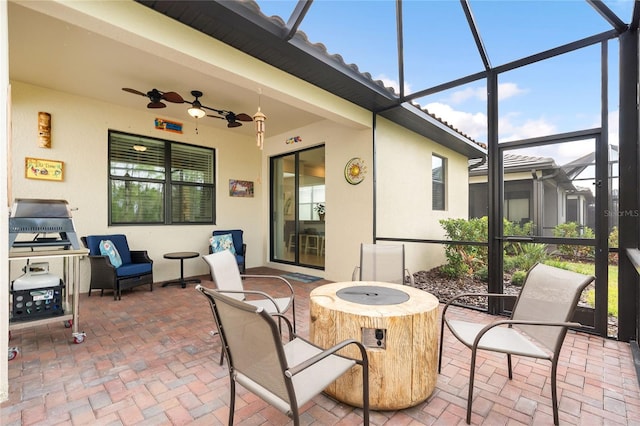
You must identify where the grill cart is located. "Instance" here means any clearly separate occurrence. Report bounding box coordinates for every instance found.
[7,199,87,361]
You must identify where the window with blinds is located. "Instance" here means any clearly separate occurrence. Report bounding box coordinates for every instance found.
[108,130,215,225]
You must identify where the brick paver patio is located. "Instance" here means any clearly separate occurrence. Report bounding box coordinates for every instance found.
[2,267,639,425]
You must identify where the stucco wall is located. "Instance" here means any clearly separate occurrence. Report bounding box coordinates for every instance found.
[9,82,463,288]
[376,117,470,272]
[9,81,263,290]
[262,120,374,282]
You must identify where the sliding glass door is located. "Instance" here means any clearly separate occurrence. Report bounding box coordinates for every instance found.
[271,146,325,269]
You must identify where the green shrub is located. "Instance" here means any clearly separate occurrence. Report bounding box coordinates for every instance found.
[439,217,488,278]
[503,219,534,257]
[511,270,527,286]
[514,243,548,271]
[553,222,595,259]
[474,266,489,282]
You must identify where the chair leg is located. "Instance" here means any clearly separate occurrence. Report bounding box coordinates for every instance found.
[438,319,446,373]
[228,378,236,426]
[551,358,560,426]
[292,303,297,333]
[507,353,513,379]
[362,356,370,425]
[466,347,478,424]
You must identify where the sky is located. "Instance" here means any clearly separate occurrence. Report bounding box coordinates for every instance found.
[255,0,635,168]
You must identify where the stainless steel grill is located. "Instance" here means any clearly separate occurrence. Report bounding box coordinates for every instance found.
[9,198,81,249]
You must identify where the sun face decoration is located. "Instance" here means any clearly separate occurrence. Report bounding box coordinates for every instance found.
[344,157,367,185]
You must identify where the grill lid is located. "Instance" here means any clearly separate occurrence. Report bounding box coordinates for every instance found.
[9,199,81,250]
[11,198,73,218]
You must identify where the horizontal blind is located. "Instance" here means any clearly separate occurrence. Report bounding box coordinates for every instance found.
[171,144,214,184]
[110,133,165,180]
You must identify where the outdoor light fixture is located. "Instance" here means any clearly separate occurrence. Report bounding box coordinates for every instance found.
[133,144,147,152]
[187,90,206,119]
[187,101,206,119]
[253,89,266,150]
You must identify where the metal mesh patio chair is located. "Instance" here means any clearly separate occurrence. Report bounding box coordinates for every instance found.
[196,285,370,426]
[202,250,296,330]
[438,262,595,425]
[352,243,415,285]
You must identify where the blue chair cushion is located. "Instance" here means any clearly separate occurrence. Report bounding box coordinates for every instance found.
[99,239,123,268]
[116,262,153,278]
[84,234,132,265]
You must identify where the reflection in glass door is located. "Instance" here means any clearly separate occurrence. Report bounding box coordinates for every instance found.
[271,146,325,269]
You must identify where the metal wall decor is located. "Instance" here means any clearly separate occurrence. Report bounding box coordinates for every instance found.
[344,157,366,185]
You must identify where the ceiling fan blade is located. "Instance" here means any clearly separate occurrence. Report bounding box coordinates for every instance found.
[122,87,147,97]
[235,113,253,122]
[147,101,166,108]
[161,91,184,103]
[227,121,242,128]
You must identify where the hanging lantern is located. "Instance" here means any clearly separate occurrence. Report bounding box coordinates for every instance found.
[253,106,266,150]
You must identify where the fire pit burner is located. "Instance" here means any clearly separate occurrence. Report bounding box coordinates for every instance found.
[336,285,409,305]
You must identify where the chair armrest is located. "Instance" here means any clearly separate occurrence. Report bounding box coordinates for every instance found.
[241,274,294,295]
[87,255,117,273]
[216,289,290,313]
[404,269,415,286]
[130,250,153,264]
[286,338,368,377]
[352,267,360,281]
[271,313,294,340]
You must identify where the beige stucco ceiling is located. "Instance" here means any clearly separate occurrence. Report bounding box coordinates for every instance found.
[8,0,335,137]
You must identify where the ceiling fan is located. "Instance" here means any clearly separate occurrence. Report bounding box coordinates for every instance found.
[186,90,253,128]
[122,87,184,108]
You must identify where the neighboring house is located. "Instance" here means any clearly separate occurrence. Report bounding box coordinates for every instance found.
[469,153,596,236]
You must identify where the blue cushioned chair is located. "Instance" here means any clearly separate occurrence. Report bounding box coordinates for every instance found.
[82,234,153,300]
[211,229,246,274]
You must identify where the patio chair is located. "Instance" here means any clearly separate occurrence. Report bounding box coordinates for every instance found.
[210,229,246,273]
[203,250,297,364]
[352,243,415,286]
[438,262,595,425]
[82,234,154,300]
[196,285,370,426]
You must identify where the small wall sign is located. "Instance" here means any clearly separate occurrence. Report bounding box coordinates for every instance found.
[229,179,254,197]
[25,157,64,181]
[155,118,183,133]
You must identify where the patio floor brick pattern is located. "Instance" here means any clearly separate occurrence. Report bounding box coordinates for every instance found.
[2,266,639,425]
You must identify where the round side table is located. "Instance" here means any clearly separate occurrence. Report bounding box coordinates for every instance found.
[162,251,201,288]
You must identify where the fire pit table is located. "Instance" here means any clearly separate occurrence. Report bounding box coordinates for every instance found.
[309,281,439,410]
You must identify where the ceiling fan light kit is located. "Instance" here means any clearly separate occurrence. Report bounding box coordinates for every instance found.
[122,87,253,130]
[187,91,206,119]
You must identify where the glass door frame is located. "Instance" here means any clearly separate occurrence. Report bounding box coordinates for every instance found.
[269,145,326,270]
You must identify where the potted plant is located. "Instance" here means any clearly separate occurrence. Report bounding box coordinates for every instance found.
[314,203,325,221]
